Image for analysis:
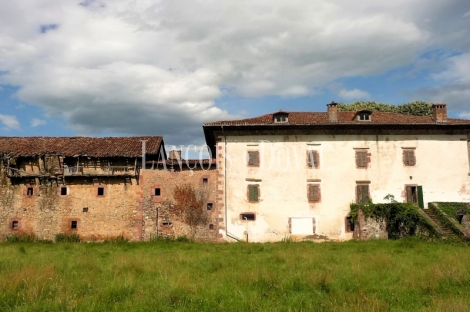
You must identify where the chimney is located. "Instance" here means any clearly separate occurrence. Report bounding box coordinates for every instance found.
[432,103,447,122]
[168,150,182,160]
[327,101,338,122]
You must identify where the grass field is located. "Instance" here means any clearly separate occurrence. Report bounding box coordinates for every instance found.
[1,239,469,311]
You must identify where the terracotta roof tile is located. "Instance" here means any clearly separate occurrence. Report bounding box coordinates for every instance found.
[204,111,470,126]
[0,136,163,158]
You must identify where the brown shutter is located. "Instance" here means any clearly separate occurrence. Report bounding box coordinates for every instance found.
[406,186,413,203]
[308,185,320,202]
[248,151,260,166]
[356,151,368,168]
[404,150,416,166]
[356,185,369,204]
[307,150,319,168]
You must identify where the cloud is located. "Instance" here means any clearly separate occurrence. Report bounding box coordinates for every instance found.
[0,114,20,130]
[0,0,469,143]
[459,112,470,119]
[338,88,370,100]
[31,118,46,127]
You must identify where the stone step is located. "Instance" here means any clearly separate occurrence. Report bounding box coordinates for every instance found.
[423,210,459,239]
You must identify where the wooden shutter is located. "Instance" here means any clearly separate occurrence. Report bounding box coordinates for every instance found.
[356,151,368,168]
[248,151,260,166]
[404,150,416,166]
[248,185,259,201]
[308,185,320,202]
[356,185,369,204]
[406,186,413,203]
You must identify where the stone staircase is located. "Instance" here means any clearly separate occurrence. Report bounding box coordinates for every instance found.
[423,209,459,240]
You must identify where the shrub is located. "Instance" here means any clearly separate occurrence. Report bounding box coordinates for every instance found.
[55,233,81,243]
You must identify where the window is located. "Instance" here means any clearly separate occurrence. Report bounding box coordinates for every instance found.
[97,187,104,196]
[403,150,416,166]
[345,216,355,232]
[209,224,214,230]
[406,186,418,204]
[27,187,34,196]
[12,221,19,230]
[162,221,172,226]
[308,184,321,202]
[357,112,371,121]
[154,188,161,196]
[307,150,319,168]
[240,213,255,221]
[356,184,370,204]
[83,207,88,213]
[60,187,67,196]
[202,178,208,185]
[356,151,368,168]
[247,185,259,202]
[274,114,288,123]
[71,220,78,229]
[206,203,213,210]
[247,151,260,167]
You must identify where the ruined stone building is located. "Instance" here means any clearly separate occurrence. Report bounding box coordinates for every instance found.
[0,137,218,241]
[203,103,470,242]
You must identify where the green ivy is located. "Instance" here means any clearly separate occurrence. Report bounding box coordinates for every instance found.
[434,202,470,222]
[350,202,440,239]
[338,101,433,116]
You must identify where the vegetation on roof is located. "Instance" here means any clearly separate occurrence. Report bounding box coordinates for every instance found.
[338,101,433,116]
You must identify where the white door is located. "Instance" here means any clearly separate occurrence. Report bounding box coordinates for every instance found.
[291,218,314,235]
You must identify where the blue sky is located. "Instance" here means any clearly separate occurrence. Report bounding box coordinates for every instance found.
[1,1,470,147]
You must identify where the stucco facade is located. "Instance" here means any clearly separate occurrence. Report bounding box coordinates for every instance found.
[205,104,470,242]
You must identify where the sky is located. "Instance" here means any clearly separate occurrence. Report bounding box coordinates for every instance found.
[1,0,470,148]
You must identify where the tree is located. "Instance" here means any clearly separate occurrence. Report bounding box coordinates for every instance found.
[172,183,210,238]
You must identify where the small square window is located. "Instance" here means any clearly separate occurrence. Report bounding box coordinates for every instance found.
[403,150,416,166]
[162,221,172,226]
[27,187,34,196]
[308,185,321,202]
[154,188,161,196]
[207,203,213,210]
[83,207,88,213]
[12,221,19,230]
[240,213,255,221]
[202,178,208,185]
[71,220,78,229]
[97,187,104,196]
[60,187,67,196]
[356,151,368,168]
[209,224,214,230]
[247,151,260,167]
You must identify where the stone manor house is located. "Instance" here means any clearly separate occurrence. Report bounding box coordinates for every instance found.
[1,103,470,242]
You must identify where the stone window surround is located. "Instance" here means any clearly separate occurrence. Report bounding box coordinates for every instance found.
[94,185,107,198]
[9,218,21,231]
[151,184,164,202]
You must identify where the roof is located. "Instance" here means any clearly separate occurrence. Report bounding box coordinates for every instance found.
[0,136,164,158]
[204,111,470,126]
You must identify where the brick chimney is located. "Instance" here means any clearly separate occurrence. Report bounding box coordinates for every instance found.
[168,150,182,160]
[327,101,338,122]
[432,103,447,122]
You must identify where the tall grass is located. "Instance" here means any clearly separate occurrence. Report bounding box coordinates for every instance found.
[0,239,469,311]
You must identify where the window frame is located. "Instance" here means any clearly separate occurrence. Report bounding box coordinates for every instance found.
[355,151,369,168]
[345,216,355,232]
[247,184,260,202]
[247,151,260,167]
[240,213,256,221]
[356,183,370,204]
[403,149,416,166]
[307,184,321,203]
[306,150,320,169]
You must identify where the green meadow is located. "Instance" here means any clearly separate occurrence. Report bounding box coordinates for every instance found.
[0,239,469,311]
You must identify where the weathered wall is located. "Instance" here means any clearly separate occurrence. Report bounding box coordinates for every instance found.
[217,133,470,242]
[0,173,141,241]
[353,210,388,240]
[140,167,218,241]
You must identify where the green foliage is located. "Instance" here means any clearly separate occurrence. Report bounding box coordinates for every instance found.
[429,203,467,238]
[55,233,81,243]
[1,241,470,310]
[6,233,52,243]
[149,235,192,243]
[350,202,440,239]
[103,234,129,243]
[338,101,433,116]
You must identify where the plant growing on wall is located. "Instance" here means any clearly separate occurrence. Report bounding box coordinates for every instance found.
[338,101,433,116]
[172,183,210,238]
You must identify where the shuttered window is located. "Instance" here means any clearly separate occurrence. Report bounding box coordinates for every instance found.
[356,185,370,204]
[308,184,321,202]
[248,151,260,167]
[307,150,319,168]
[345,216,355,232]
[406,186,418,203]
[248,185,259,202]
[403,150,416,166]
[356,151,368,168]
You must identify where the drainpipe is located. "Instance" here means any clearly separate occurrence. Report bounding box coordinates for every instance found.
[221,125,241,242]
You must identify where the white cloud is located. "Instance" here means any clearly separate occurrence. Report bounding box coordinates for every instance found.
[0,0,469,142]
[459,112,470,119]
[0,114,20,130]
[31,118,46,127]
[338,88,370,100]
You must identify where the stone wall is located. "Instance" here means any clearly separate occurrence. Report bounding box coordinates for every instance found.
[353,210,388,240]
